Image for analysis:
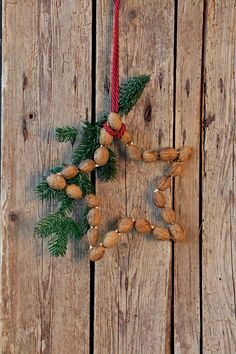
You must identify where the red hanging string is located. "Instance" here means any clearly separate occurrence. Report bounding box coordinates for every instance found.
[104,0,126,139]
[111,0,120,113]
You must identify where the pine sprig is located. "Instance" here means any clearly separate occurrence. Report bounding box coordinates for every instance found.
[36,213,84,257]
[36,213,63,238]
[68,173,94,195]
[97,148,118,182]
[55,126,78,144]
[57,196,75,215]
[119,75,150,116]
[36,180,66,202]
[80,206,91,236]
[48,230,69,257]
[72,116,107,165]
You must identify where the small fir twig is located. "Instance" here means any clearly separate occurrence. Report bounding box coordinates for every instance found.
[97,148,118,182]
[119,75,150,116]
[55,126,78,144]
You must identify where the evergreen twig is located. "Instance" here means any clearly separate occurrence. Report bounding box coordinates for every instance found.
[97,148,118,182]
[72,115,107,165]
[55,126,78,144]
[119,75,150,116]
[36,213,84,257]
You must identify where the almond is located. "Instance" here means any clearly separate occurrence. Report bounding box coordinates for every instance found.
[85,194,101,208]
[120,129,133,145]
[107,112,123,131]
[142,150,158,163]
[99,128,114,146]
[169,224,187,242]
[159,147,178,161]
[86,227,99,247]
[89,245,105,262]
[153,225,170,241]
[66,184,83,199]
[127,144,142,161]
[60,165,79,179]
[153,191,166,208]
[103,231,120,248]
[156,176,171,191]
[79,159,96,173]
[178,146,193,162]
[94,146,110,165]
[117,217,134,233]
[162,207,176,224]
[46,174,66,190]
[87,208,102,227]
[168,162,183,177]
[135,218,152,233]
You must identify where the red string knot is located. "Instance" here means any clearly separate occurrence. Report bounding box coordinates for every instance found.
[103,121,126,139]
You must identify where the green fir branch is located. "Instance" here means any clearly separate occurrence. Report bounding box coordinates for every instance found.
[97,148,118,182]
[48,230,69,257]
[35,213,63,238]
[57,195,75,215]
[72,115,107,165]
[80,206,91,236]
[50,166,64,174]
[36,179,65,202]
[119,75,150,116]
[36,213,84,257]
[55,126,78,144]
[68,173,94,195]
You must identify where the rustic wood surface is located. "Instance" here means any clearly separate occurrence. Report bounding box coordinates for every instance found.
[174,1,203,353]
[203,1,236,353]
[95,1,174,353]
[1,1,91,353]
[1,0,235,353]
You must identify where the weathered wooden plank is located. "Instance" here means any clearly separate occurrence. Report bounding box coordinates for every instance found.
[1,1,91,353]
[202,1,236,353]
[174,1,204,353]
[95,1,174,353]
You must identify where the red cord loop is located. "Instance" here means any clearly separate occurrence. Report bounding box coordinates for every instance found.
[111,0,120,113]
[103,121,126,139]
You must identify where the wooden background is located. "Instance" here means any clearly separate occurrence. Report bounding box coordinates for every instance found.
[1,0,235,353]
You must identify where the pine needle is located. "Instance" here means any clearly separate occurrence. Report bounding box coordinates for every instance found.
[97,149,118,182]
[55,126,78,144]
[72,115,107,165]
[119,75,150,116]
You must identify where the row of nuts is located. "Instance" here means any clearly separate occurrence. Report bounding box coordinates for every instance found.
[86,194,104,262]
[86,194,101,248]
[89,214,187,262]
[46,166,83,198]
[89,216,134,262]
[105,112,193,166]
[129,145,193,164]
[152,161,188,242]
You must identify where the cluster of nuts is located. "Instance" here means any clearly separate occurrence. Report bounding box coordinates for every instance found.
[46,165,83,198]
[46,111,193,262]
[46,113,125,192]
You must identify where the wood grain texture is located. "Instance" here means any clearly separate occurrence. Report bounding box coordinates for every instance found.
[95,1,174,353]
[1,1,91,353]
[202,1,236,353]
[1,0,236,353]
[174,1,204,352]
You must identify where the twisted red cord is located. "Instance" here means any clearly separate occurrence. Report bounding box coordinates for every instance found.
[111,0,120,114]
[104,0,126,140]
[103,121,126,139]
